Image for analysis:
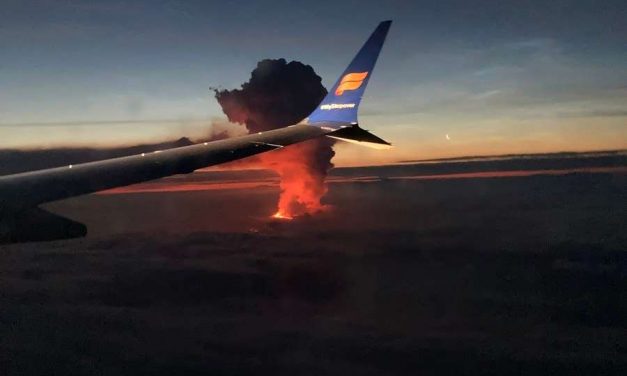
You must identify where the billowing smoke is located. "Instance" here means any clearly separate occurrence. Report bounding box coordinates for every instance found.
[214,59,335,218]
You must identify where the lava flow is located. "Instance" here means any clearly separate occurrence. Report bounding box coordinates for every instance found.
[272,211,293,220]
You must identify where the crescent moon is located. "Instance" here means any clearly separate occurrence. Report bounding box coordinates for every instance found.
[445,134,450,140]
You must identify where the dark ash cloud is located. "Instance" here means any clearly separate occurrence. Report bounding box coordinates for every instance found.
[213,58,327,133]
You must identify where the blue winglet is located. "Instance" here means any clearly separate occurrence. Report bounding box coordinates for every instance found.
[307,20,392,127]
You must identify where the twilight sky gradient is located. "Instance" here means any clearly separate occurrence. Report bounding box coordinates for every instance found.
[1,0,626,166]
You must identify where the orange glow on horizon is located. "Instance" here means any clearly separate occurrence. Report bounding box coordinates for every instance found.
[96,166,627,195]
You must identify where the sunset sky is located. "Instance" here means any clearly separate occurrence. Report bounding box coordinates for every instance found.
[1,0,626,166]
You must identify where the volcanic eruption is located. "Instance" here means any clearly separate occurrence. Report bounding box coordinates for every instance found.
[214,59,335,219]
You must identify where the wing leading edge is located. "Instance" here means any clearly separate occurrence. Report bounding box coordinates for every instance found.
[0,21,393,243]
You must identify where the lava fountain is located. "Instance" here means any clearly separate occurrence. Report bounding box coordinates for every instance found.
[214,59,335,219]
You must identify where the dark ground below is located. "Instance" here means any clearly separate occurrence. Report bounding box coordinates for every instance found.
[1,170,626,375]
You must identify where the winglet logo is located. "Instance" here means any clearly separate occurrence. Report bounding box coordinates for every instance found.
[335,72,369,96]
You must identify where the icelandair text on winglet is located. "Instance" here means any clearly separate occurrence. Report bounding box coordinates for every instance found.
[319,103,356,110]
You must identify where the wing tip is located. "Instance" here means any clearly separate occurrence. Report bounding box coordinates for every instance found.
[326,126,392,149]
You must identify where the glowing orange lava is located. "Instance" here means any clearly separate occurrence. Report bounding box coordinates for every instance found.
[272,211,293,220]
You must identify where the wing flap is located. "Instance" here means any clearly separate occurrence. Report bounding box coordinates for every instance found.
[0,207,86,244]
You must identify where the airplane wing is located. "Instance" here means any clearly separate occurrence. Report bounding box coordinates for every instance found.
[0,20,392,243]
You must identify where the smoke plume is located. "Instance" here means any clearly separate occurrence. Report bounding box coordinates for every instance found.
[214,59,335,218]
